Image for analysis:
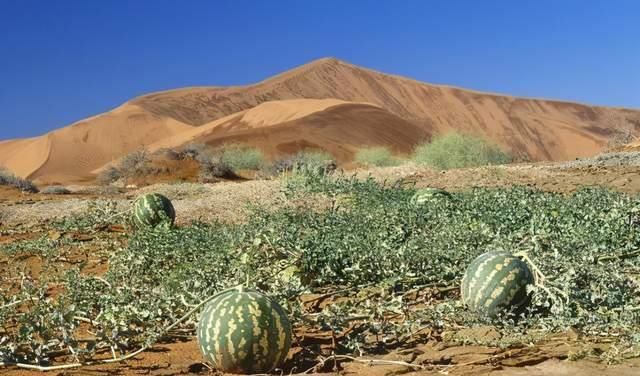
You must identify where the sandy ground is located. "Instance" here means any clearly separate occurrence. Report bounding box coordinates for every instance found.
[4,160,640,227]
[2,162,640,375]
[3,340,640,376]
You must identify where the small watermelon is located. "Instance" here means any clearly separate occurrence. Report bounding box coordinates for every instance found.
[197,286,292,374]
[411,188,451,205]
[461,251,534,318]
[131,193,175,229]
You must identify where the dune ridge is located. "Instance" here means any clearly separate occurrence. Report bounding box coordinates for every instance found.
[1,57,639,183]
[130,57,640,161]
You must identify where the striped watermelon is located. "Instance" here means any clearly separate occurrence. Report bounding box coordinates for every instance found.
[131,193,175,229]
[461,251,534,318]
[411,188,451,205]
[196,286,292,374]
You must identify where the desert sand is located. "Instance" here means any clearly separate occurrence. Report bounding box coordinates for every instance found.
[1,57,639,184]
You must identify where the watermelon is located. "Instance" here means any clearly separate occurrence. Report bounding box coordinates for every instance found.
[131,193,175,229]
[196,286,292,374]
[461,251,534,318]
[411,188,451,205]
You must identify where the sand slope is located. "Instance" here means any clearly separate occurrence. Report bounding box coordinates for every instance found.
[0,136,52,178]
[140,99,428,165]
[132,58,640,161]
[2,57,640,183]
[1,104,192,184]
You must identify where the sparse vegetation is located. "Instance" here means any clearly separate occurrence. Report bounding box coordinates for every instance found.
[414,132,512,170]
[118,148,150,181]
[296,150,334,168]
[179,143,265,181]
[354,146,400,167]
[96,149,151,186]
[97,166,122,185]
[182,143,209,160]
[153,148,183,161]
[0,168,38,193]
[196,151,235,182]
[2,170,640,371]
[268,150,336,176]
[219,144,264,171]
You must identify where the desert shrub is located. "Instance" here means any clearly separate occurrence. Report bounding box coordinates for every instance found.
[355,146,400,167]
[194,147,213,165]
[414,132,511,170]
[119,148,150,178]
[219,144,264,171]
[0,168,38,193]
[296,150,334,168]
[97,166,122,185]
[41,186,71,195]
[96,149,152,185]
[269,150,336,175]
[182,143,208,159]
[185,145,238,182]
[154,148,183,161]
[197,153,234,182]
[143,165,170,176]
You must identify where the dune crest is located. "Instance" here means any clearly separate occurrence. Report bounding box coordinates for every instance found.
[238,98,375,128]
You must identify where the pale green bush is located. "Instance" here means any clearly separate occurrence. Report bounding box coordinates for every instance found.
[355,146,400,167]
[219,144,264,171]
[414,132,511,170]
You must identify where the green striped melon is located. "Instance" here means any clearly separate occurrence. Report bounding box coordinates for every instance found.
[196,287,292,374]
[131,193,175,229]
[461,251,534,318]
[411,188,452,205]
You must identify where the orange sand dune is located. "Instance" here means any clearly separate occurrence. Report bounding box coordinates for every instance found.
[237,98,377,128]
[137,99,361,153]
[2,57,640,183]
[1,104,192,184]
[95,99,412,172]
[133,100,428,165]
[192,102,429,163]
[0,136,51,178]
[131,58,640,161]
[91,99,356,173]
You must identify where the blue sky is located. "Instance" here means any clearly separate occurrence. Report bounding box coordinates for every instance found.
[1,0,638,140]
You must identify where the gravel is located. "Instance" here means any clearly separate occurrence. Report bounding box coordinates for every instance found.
[553,152,640,169]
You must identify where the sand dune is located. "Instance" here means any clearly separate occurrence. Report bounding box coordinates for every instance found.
[139,100,428,165]
[3,104,192,184]
[93,99,363,173]
[137,99,361,152]
[2,57,640,183]
[0,136,51,178]
[238,98,376,128]
[198,103,429,163]
[131,58,640,161]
